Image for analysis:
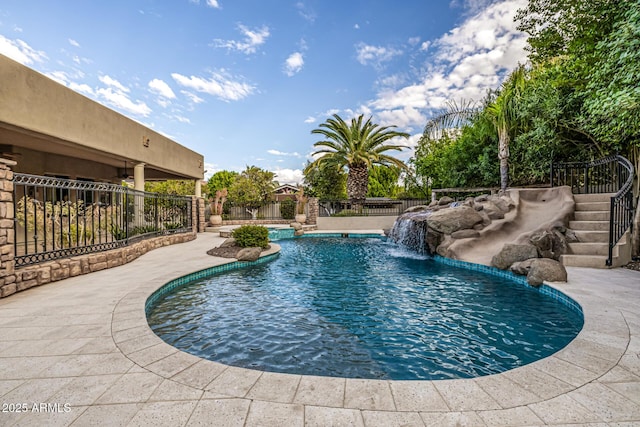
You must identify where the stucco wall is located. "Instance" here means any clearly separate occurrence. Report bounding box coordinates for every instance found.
[0,54,203,179]
[316,216,398,230]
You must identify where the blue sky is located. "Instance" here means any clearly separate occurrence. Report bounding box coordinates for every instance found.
[0,0,527,184]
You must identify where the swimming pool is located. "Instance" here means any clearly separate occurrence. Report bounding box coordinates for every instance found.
[147,237,583,380]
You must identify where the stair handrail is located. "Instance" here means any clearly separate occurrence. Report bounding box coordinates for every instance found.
[551,154,635,266]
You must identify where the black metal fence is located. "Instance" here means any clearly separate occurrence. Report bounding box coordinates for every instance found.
[223,201,296,221]
[14,174,192,267]
[551,155,635,266]
[318,199,431,217]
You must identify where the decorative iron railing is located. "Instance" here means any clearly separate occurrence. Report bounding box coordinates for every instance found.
[13,174,192,267]
[551,155,635,266]
[318,199,431,217]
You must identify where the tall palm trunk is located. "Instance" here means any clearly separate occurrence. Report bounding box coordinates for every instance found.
[347,163,369,210]
[498,127,510,192]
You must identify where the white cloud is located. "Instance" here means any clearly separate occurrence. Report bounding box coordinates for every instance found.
[172,71,254,102]
[368,0,527,129]
[296,2,316,23]
[284,52,304,76]
[0,35,47,65]
[304,116,316,124]
[181,90,204,104]
[273,168,304,185]
[268,149,302,157]
[377,106,426,130]
[354,24,360,30]
[148,78,176,99]
[99,75,129,93]
[68,38,80,48]
[69,82,95,96]
[212,24,270,54]
[356,43,402,67]
[96,87,152,117]
[206,0,221,8]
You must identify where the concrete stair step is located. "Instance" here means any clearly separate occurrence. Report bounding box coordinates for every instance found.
[569,220,610,231]
[573,193,615,203]
[574,211,610,221]
[568,242,609,256]
[560,254,616,269]
[573,230,609,243]
[575,201,610,211]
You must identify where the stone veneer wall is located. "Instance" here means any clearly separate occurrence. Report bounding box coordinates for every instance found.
[307,197,318,225]
[0,158,17,299]
[1,232,196,298]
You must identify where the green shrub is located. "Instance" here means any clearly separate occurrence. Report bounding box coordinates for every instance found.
[280,199,296,220]
[232,225,269,248]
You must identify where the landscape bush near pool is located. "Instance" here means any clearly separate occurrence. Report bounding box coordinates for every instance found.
[147,236,583,380]
[231,225,270,249]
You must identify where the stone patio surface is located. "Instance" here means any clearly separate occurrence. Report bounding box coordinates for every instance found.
[0,232,639,426]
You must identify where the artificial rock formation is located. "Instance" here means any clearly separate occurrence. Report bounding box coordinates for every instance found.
[390,187,575,286]
[510,258,568,286]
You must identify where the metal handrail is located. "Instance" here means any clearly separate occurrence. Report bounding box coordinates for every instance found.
[551,155,635,266]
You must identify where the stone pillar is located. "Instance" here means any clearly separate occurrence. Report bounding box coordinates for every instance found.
[191,196,197,233]
[194,179,202,198]
[197,197,206,232]
[308,197,319,225]
[0,158,17,298]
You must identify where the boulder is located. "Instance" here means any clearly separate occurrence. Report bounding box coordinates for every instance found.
[236,247,262,262]
[438,196,455,206]
[426,228,444,254]
[488,195,511,213]
[479,201,505,220]
[474,194,489,203]
[294,229,304,236]
[529,229,567,260]
[451,229,480,239]
[491,243,539,270]
[510,258,568,286]
[427,206,484,235]
[220,238,237,248]
[290,222,303,231]
[565,228,579,243]
[404,205,430,213]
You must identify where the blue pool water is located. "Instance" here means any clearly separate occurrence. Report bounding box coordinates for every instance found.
[147,237,583,380]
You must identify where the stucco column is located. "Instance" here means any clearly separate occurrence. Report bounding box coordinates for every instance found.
[133,163,145,191]
[194,179,202,198]
[133,163,145,228]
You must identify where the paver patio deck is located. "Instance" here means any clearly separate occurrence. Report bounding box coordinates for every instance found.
[0,232,639,426]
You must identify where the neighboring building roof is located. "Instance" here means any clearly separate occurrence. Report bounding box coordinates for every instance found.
[273,184,300,194]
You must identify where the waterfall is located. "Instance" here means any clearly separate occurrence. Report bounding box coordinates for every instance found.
[389,210,433,255]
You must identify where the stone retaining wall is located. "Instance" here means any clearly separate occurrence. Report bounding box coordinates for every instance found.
[0,232,196,298]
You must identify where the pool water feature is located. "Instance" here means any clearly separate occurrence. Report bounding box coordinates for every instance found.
[147,237,583,380]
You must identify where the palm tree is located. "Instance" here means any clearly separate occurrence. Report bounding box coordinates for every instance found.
[305,114,409,206]
[486,65,526,191]
[423,64,527,192]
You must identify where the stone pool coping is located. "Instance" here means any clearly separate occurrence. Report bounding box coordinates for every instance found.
[1,231,639,425]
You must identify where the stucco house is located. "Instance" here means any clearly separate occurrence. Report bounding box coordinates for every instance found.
[0,54,204,195]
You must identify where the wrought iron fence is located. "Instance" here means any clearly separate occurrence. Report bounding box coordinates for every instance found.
[14,174,192,267]
[222,201,296,221]
[551,155,635,266]
[318,199,431,217]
